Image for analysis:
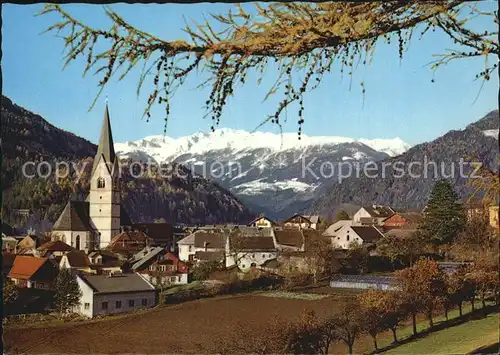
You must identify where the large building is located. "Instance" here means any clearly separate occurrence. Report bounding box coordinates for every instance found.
[52,105,132,251]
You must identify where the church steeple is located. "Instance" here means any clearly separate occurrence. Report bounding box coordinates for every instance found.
[92,104,116,174]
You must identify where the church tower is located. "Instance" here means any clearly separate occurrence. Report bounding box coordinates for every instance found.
[89,104,121,249]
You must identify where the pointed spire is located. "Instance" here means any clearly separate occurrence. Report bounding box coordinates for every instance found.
[92,103,116,174]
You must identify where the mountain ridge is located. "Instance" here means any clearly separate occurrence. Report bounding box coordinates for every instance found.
[1,95,254,229]
[311,109,499,219]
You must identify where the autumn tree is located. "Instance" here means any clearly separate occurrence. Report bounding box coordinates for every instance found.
[382,291,408,343]
[330,298,362,355]
[396,258,447,333]
[420,179,466,247]
[377,230,426,267]
[39,2,498,136]
[304,237,341,284]
[357,289,388,350]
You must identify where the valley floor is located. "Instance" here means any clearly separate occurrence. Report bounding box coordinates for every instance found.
[4,291,498,354]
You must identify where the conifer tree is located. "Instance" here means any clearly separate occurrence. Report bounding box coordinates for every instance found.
[53,268,82,315]
[420,179,465,245]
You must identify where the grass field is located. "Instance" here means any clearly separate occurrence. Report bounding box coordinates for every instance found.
[383,313,499,355]
[4,290,498,354]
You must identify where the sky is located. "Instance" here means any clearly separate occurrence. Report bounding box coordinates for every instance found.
[2,2,498,146]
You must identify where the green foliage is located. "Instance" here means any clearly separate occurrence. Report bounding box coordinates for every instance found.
[335,210,350,221]
[420,179,466,245]
[53,269,82,314]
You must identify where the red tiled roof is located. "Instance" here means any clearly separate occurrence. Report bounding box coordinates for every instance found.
[8,256,49,280]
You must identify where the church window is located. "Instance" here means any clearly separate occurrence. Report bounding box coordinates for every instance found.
[97,177,105,188]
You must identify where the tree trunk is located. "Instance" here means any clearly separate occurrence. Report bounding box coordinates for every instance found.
[428,311,434,328]
[481,293,486,308]
[412,312,417,336]
[444,304,448,320]
[371,335,378,350]
[471,298,475,311]
[458,302,463,316]
[391,328,398,343]
[347,343,353,355]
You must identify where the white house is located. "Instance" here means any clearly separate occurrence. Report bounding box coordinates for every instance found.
[225,236,277,271]
[248,215,276,228]
[329,226,384,249]
[177,230,227,262]
[322,220,353,238]
[303,215,321,230]
[75,272,157,318]
[353,205,395,226]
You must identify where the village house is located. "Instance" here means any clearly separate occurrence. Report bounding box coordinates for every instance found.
[8,256,58,289]
[126,223,177,250]
[87,250,128,275]
[381,212,423,230]
[107,230,153,256]
[329,225,385,250]
[2,235,18,252]
[283,214,313,229]
[15,234,50,254]
[273,228,305,251]
[177,230,227,262]
[303,215,321,230]
[322,220,353,238]
[225,236,277,271]
[247,215,276,228]
[138,252,189,286]
[59,250,91,272]
[353,205,395,226]
[37,240,73,259]
[75,272,157,318]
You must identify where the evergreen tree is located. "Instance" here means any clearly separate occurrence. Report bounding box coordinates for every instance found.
[335,210,350,221]
[420,179,465,245]
[53,269,82,315]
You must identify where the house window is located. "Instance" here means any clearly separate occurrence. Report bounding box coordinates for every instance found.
[188,245,192,252]
[159,265,166,272]
[142,299,147,306]
[102,302,108,310]
[149,265,155,271]
[84,303,90,310]
[241,264,246,268]
[346,235,350,241]
[129,300,135,307]
[170,276,177,282]
[116,301,122,309]
[75,235,80,250]
[97,177,105,188]
[262,254,266,258]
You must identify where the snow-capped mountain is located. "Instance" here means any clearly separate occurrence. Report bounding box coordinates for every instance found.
[115,129,411,218]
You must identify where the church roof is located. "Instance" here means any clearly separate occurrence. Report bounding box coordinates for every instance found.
[92,104,116,175]
[52,200,93,232]
[53,200,133,232]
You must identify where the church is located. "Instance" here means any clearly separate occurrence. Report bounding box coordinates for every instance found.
[52,105,132,251]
